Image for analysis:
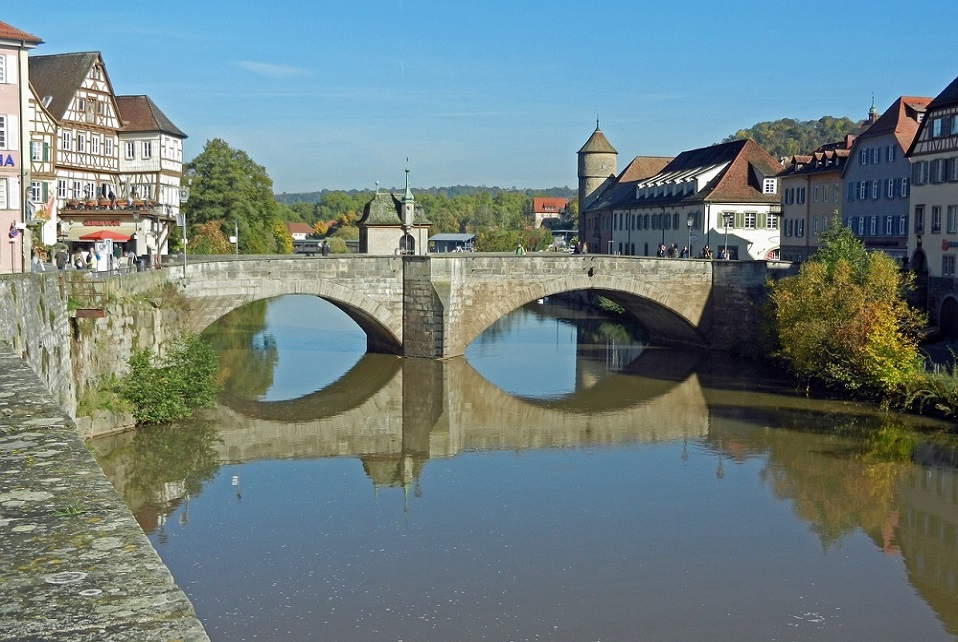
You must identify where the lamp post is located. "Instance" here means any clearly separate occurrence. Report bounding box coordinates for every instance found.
[723,212,734,259]
[175,205,186,279]
[686,213,694,258]
[178,181,191,279]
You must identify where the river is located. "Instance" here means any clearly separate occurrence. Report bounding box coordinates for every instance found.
[92,294,958,641]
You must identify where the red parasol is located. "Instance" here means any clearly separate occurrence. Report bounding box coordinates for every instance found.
[78,229,131,242]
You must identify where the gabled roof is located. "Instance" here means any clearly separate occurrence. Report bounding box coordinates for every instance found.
[927,75,958,112]
[626,139,781,206]
[856,96,930,152]
[589,139,782,211]
[704,139,783,203]
[532,197,567,211]
[116,95,187,138]
[780,143,851,178]
[584,155,672,212]
[29,52,104,120]
[286,222,313,235]
[0,21,42,46]
[360,191,430,226]
[578,126,617,154]
[907,79,958,157]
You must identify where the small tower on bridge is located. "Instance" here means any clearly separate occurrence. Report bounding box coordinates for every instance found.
[358,167,431,255]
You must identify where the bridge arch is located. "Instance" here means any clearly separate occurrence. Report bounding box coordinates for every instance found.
[445,255,713,357]
[177,258,405,354]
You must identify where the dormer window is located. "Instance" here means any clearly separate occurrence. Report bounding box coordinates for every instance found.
[763,178,777,195]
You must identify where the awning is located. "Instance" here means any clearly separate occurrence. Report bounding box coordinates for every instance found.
[80,229,130,242]
[64,225,139,242]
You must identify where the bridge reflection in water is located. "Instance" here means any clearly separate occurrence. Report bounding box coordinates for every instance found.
[210,347,710,475]
[91,337,958,638]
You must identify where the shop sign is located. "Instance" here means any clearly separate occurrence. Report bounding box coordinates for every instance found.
[83,220,122,226]
[0,154,15,167]
[941,239,958,251]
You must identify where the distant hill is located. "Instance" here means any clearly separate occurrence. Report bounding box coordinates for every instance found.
[275,185,575,205]
[722,116,866,159]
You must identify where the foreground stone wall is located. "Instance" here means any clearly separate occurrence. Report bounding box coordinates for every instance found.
[0,346,209,641]
[0,273,75,416]
[0,270,190,426]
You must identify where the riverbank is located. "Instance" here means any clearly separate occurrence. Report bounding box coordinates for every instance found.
[0,346,209,641]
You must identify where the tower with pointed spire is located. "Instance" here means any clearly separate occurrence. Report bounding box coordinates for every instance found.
[868,95,879,125]
[577,119,618,212]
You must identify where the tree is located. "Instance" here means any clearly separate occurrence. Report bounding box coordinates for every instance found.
[190,220,233,255]
[723,116,864,159]
[183,139,284,254]
[767,218,925,401]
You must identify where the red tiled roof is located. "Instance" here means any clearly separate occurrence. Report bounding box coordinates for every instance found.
[532,197,567,212]
[116,95,187,138]
[857,96,930,152]
[0,21,42,45]
[705,139,783,203]
[286,222,313,235]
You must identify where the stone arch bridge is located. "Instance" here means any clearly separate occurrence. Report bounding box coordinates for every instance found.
[170,254,792,358]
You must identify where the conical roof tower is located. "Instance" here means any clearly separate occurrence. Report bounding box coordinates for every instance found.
[577,120,618,212]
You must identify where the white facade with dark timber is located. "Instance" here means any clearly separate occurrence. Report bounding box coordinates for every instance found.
[907,74,958,337]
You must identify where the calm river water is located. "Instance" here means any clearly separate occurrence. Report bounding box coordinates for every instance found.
[92,294,958,641]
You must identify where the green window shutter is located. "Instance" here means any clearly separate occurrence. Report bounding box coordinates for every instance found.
[734,212,744,228]
[42,182,48,200]
[758,212,768,228]
[43,142,49,161]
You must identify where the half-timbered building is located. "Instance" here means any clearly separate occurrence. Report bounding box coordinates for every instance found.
[907,74,958,336]
[116,94,186,219]
[28,52,185,264]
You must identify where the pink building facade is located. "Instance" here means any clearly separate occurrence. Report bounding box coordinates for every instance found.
[0,22,42,273]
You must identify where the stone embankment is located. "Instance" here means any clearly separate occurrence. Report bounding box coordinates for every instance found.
[0,346,209,641]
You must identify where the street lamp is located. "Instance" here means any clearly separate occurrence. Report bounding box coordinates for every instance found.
[178,181,191,279]
[723,212,734,259]
[686,213,694,258]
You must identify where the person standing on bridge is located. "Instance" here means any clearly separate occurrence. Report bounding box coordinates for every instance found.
[321,240,329,257]
[516,242,526,256]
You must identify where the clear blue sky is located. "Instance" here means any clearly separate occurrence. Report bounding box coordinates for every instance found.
[7,2,958,193]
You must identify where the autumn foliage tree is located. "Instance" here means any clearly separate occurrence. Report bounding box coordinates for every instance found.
[767,218,925,402]
[183,138,287,254]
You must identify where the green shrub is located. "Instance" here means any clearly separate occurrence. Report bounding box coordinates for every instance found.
[119,334,220,424]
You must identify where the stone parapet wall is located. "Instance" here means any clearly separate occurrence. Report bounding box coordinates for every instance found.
[0,270,191,422]
[0,345,210,641]
[0,273,75,416]
[928,276,957,324]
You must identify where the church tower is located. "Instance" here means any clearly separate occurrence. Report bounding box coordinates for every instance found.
[577,120,618,211]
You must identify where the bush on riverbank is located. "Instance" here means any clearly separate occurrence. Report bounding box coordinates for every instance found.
[765,218,958,417]
[118,334,220,425]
